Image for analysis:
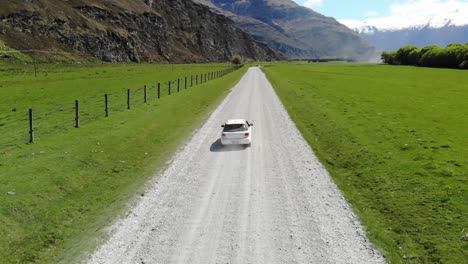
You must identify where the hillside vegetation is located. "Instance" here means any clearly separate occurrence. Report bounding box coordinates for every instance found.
[0,63,247,263]
[0,40,33,62]
[263,63,467,264]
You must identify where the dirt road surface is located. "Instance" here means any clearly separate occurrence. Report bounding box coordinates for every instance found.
[88,67,385,264]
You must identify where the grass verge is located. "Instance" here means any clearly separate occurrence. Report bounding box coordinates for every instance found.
[0,63,247,263]
[262,63,467,264]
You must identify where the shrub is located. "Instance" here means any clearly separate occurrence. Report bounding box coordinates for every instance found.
[396,46,420,65]
[381,51,398,65]
[408,48,422,66]
[231,54,242,65]
[384,43,468,69]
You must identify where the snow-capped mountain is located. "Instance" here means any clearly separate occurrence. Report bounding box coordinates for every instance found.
[340,5,468,51]
[342,7,468,33]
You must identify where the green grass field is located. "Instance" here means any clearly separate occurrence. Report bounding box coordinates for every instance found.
[0,63,234,150]
[0,63,246,263]
[263,63,467,264]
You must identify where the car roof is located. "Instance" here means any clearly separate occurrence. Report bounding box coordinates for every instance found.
[225,119,247,125]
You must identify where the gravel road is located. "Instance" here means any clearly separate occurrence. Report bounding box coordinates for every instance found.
[88,67,386,264]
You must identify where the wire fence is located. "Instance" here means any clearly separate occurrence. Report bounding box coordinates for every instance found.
[0,65,243,150]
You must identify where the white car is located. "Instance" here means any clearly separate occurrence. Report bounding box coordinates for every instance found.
[220,119,253,145]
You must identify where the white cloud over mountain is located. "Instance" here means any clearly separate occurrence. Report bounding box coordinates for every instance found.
[339,0,468,31]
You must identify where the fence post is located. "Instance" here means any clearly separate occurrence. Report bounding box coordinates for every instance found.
[144,85,147,103]
[185,77,187,89]
[105,94,109,117]
[168,81,171,95]
[158,83,161,99]
[196,75,198,85]
[127,89,131,109]
[29,108,34,143]
[191,75,193,87]
[177,78,180,92]
[75,100,79,128]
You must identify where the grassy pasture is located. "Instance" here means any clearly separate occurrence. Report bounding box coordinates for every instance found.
[263,63,467,264]
[0,63,246,263]
[0,63,230,150]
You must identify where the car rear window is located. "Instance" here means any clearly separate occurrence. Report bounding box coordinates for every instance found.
[223,124,247,132]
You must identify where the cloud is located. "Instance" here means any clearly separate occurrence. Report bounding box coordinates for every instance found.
[340,0,468,30]
[303,0,323,8]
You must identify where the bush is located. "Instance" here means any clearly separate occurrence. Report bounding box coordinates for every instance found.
[383,43,468,69]
[419,45,439,58]
[396,46,420,65]
[408,48,422,66]
[231,54,242,65]
[381,51,398,65]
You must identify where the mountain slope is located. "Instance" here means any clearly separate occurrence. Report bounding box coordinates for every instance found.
[194,0,375,59]
[0,0,282,62]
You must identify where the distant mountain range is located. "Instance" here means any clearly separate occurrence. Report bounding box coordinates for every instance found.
[342,7,468,51]
[194,0,375,60]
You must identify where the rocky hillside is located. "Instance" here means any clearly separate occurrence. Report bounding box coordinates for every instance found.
[0,0,282,62]
[194,0,375,59]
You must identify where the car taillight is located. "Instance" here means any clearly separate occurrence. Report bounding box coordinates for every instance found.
[221,133,226,137]
[245,132,250,137]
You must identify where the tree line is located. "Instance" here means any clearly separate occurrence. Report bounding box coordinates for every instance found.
[381,43,468,69]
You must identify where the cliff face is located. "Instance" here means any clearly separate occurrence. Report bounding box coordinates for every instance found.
[0,0,282,62]
[194,0,375,60]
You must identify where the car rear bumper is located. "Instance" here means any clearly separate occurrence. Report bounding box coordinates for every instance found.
[220,137,251,145]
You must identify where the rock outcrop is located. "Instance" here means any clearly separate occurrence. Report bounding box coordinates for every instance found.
[0,0,283,62]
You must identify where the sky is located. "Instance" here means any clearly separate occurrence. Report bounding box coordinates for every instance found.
[293,0,393,20]
[292,0,468,25]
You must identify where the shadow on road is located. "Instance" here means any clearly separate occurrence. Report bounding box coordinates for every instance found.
[210,139,248,152]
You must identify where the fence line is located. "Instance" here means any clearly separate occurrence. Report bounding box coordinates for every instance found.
[5,65,243,145]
